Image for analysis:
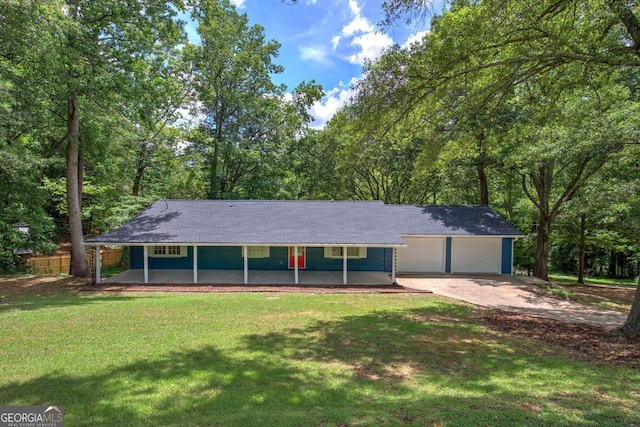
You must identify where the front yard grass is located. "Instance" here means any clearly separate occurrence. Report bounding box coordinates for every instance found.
[0,276,638,426]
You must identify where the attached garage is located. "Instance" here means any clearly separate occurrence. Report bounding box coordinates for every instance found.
[451,237,501,274]
[396,237,445,273]
[391,205,523,276]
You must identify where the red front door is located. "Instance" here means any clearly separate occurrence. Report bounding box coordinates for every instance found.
[288,246,306,269]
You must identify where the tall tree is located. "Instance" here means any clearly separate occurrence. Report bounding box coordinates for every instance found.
[185,0,321,199]
[1,0,186,275]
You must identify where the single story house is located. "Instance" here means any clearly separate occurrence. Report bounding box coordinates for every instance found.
[85,200,523,285]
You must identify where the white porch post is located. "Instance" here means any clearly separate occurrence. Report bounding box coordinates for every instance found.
[243,245,248,284]
[193,245,198,284]
[511,239,516,276]
[143,245,149,284]
[342,245,347,285]
[95,245,101,284]
[391,247,397,284]
[294,245,299,284]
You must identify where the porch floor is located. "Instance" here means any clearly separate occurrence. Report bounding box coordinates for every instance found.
[102,269,393,286]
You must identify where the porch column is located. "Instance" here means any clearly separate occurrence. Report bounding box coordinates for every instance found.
[511,239,516,276]
[143,245,149,283]
[294,245,299,285]
[193,245,198,284]
[391,248,397,284]
[243,245,248,284]
[95,245,101,284]
[343,245,347,285]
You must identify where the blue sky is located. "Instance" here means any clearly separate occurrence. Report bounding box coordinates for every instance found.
[186,0,435,128]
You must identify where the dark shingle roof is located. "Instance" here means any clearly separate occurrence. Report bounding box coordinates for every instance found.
[86,200,523,246]
[86,200,405,246]
[388,205,524,236]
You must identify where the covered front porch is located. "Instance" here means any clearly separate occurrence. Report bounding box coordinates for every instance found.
[93,244,398,286]
[101,269,394,286]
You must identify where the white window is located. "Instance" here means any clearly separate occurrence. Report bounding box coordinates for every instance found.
[324,247,367,259]
[247,246,270,258]
[151,246,187,258]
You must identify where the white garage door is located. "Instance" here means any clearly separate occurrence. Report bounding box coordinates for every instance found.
[397,237,445,273]
[452,237,501,273]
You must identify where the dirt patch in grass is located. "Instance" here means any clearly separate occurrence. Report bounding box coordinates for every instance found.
[559,284,636,311]
[481,310,640,367]
[0,275,90,296]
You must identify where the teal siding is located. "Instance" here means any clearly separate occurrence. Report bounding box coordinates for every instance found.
[131,245,392,272]
[198,246,243,269]
[445,237,452,273]
[501,238,514,275]
[248,246,288,270]
[305,247,392,272]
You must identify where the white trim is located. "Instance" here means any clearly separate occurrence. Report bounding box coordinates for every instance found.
[243,246,248,284]
[143,245,149,283]
[86,242,407,248]
[342,245,347,285]
[193,245,198,283]
[391,248,396,283]
[95,245,101,284]
[401,234,522,239]
[511,238,515,276]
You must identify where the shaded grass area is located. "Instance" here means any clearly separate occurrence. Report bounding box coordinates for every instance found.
[546,274,636,312]
[0,284,638,426]
[549,273,637,287]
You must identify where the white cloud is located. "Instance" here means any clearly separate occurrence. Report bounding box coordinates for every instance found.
[331,35,341,50]
[299,45,331,65]
[348,0,361,15]
[308,78,360,129]
[230,0,245,8]
[348,32,394,65]
[403,30,429,48]
[341,15,374,36]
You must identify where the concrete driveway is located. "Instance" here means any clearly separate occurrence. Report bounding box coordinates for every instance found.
[397,275,627,329]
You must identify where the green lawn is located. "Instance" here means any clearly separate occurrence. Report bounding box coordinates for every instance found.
[549,273,637,287]
[0,283,638,426]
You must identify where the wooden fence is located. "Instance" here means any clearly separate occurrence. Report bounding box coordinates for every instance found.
[28,248,124,275]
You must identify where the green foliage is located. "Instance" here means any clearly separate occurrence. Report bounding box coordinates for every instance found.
[183,0,322,200]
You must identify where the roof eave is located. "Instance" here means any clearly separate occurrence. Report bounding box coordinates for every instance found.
[85,241,407,247]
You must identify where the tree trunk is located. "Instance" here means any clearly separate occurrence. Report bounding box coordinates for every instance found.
[132,143,148,197]
[477,162,489,206]
[619,277,640,337]
[209,134,221,199]
[66,94,90,277]
[609,249,616,278]
[526,164,553,282]
[78,149,84,206]
[476,128,489,206]
[577,213,586,284]
[533,211,551,281]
